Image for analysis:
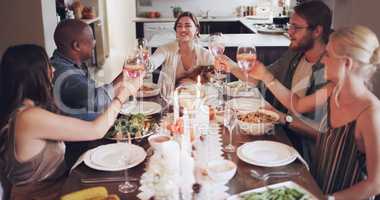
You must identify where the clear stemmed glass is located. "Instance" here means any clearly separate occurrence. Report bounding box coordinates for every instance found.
[223,106,237,152]
[159,81,174,115]
[209,32,226,109]
[124,55,145,109]
[118,150,137,193]
[236,45,257,92]
[136,38,154,79]
[208,32,226,86]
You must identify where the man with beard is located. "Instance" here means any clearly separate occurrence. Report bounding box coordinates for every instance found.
[215,1,332,164]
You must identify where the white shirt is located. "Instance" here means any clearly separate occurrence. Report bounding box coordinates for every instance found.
[150,41,214,91]
[291,56,314,97]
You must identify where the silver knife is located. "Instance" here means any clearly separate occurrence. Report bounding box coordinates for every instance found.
[81,177,138,183]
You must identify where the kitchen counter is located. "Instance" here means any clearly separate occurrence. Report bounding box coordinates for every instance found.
[149,33,290,48]
[134,16,272,24]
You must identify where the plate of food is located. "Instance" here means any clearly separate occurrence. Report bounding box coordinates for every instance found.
[136,82,160,98]
[105,113,158,141]
[227,181,318,200]
[237,109,280,135]
[225,81,260,97]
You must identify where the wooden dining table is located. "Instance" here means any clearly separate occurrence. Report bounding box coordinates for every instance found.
[61,114,324,200]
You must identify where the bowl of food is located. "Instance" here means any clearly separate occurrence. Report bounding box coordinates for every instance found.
[105,113,158,141]
[136,82,159,98]
[237,109,280,135]
[207,159,237,183]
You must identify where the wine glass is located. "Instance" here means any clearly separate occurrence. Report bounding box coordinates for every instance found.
[159,80,174,115]
[223,106,237,152]
[123,55,145,109]
[136,38,154,80]
[208,32,226,85]
[236,45,257,92]
[209,32,226,109]
[118,151,137,193]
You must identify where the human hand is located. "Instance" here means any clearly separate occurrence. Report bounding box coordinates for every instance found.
[214,55,234,73]
[115,70,145,102]
[247,60,273,82]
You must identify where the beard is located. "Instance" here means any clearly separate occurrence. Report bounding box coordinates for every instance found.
[290,33,315,52]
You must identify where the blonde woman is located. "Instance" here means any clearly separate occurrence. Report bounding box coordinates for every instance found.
[250,26,380,199]
[149,11,214,90]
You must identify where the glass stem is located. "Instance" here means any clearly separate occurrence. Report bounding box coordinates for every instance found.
[245,71,249,91]
[229,126,233,146]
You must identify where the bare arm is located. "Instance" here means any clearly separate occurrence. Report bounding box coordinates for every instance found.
[265,104,321,140]
[249,61,334,113]
[17,99,122,141]
[214,55,258,84]
[332,106,380,199]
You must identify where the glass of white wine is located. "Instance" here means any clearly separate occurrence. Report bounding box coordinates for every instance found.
[123,55,145,109]
[236,45,257,92]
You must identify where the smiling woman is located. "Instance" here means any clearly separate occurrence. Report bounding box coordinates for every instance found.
[148,11,214,92]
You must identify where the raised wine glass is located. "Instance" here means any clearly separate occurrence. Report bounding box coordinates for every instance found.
[123,54,145,110]
[236,44,257,92]
[208,32,226,86]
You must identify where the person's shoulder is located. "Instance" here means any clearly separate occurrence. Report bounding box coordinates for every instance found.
[17,105,49,125]
[160,41,178,51]
[358,99,380,127]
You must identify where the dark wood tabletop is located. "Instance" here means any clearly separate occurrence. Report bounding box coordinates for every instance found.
[61,122,324,200]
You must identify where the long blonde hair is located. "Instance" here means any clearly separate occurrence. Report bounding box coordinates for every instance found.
[329,26,380,106]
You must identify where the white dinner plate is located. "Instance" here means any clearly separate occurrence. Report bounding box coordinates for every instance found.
[136,82,160,98]
[121,101,162,115]
[84,143,146,171]
[225,98,264,112]
[225,81,261,98]
[227,181,318,200]
[237,141,297,167]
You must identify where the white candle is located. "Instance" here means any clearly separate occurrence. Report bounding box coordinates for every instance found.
[182,108,191,153]
[196,75,201,99]
[173,90,179,122]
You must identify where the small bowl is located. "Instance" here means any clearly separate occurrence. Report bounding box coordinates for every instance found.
[148,135,171,150]
[207,159,237,183]
[238,109,280,135]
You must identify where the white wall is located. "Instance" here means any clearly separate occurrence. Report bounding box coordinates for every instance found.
[0,0,57,58]
[136,0,292,17]
[107,0,136,56]
[331,0,380,97]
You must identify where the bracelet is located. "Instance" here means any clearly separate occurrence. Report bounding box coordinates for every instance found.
[113,96,123,107]
[327,195,335,200]
[266,76,276,87]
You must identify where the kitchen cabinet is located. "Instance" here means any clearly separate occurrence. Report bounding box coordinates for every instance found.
[200,21,253,34]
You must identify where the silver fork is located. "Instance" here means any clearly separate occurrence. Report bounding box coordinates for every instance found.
[250,169,300,181]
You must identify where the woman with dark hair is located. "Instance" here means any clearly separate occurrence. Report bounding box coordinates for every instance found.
[0,44,143,200]
[149,11,214,90]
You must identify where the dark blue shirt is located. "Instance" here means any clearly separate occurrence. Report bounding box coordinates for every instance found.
[51,50,114,120]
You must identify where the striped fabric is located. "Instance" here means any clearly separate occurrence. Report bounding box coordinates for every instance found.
[312,102,366,195]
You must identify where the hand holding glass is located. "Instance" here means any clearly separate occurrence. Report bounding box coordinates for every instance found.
[124,56,145,107]
[236,45,257,91]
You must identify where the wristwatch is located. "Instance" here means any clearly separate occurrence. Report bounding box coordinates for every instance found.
[284,114,293,128]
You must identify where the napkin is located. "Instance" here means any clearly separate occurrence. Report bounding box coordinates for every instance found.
[291,148,310,171]
[70,149,92,173]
